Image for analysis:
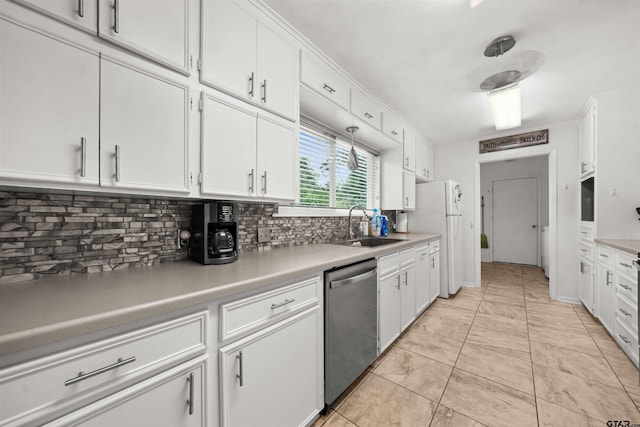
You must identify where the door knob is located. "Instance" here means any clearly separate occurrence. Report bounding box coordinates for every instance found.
[532,225,537,228]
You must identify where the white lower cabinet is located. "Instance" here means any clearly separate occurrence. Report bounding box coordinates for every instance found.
[400,249,416,331]
[378,267,401,354]
[219,307,321,427]
[46,357,206,427]
[429,242,441,304]
[579,259,595,315]
[414,246,429,315]
[596,245,615,334]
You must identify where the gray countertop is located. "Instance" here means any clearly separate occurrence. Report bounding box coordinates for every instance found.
[594,238,640,256]
[0,233,438,359]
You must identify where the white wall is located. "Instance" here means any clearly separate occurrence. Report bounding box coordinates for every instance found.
[480,156,549,264]
[594,88,640,239]
[434,121,579,301]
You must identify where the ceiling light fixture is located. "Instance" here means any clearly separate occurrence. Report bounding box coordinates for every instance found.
[487,84,521,130]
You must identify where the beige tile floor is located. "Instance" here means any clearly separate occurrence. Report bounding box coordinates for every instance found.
[314,262,640,427]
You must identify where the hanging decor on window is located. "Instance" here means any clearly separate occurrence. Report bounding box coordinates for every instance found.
[479,129,548,154]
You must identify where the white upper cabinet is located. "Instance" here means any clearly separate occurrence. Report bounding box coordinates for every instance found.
[403,171,416,210]
[579,99,596,177]
[382,111,404,144]
[350,89,381,131]
[11,0,98,33]
[415,137,434,182]
[300,51,350,111]
[98,0,190,75]
[200,0,296,121]
[0,18,100,187]
[402,129,416,172]
[100,57,189,194]
[200,92,295,202]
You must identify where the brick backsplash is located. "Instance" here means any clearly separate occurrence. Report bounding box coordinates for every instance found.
[0,192,365,284]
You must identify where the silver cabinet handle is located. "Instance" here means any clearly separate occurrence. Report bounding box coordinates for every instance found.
[271,298,295,309]
[65,356,136,386]
[261,171,267,194]
[78,0,84,17]
[364,112,373,119]
[261,80,267,103]
[330,268,377,288]
[80,137,86,177]
[606,270,612,286]
[619,308,632,317]
[619,334,631,344]
[405,196,409,207]
[579,261,584,274]
[248,72,254,98]
[599,253,609,258]
[580,249,587,253]
[322,83,335,93]
[404,270,408,286]
[396,274,401,290]
[620,284,633,291]
[391,130,398,136]
[620,262,633,268]
[113,0,119,33]
[186,372,194,415]
[236,351,244,387]
[431,258,435,268]
[248,169,254,193]
[114,145,120,182]
[405,157,409,166]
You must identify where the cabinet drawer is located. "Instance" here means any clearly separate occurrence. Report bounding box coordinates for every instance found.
[615,317,639,365]
[616,251,636,279]
[415,246,429,261]
[596,246,614,267]
[429,240,440,254]
[0,311,207,427]
[615,272,637,303]
[300,52,349,110]
[381,112,404,144]
[350,89,381,130]
[220,276,320,342]
[579,242,594,261]
[579,225,593,242]
[400,248,415,267]
[616,293,638,335]
[378,252,399,277]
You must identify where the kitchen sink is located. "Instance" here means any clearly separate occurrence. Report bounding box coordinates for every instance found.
[332,237,404,247]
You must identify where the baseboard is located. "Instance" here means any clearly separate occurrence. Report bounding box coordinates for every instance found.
[462,281,480,288]
[556,296,581,304]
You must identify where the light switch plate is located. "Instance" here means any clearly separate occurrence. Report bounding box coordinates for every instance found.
[258,227,271,243]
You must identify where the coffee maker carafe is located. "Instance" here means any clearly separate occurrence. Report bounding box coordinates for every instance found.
[191,202,238,265]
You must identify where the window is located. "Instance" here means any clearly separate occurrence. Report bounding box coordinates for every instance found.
[297,125,379,210]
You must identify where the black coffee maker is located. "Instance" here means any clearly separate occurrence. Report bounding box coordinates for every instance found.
[191,201,238,265]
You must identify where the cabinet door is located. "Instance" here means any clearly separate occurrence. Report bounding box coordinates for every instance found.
[579,102,596,177]
[256,117,295,201]
[200,94,257,198]
[579,260,595,314]
[200,0,256,102]
[400,266,416,330]
[11,0,98,33]
[403,133,416,173]
[403,171,416,210]
[47,360,205,427]
[597,266,615,334]
[98,0,190,74]
[300,51,350,111]
[382,112,403,144]
[100,58,189,193]
[415,248,429,314]
[379,272,401,353]
[429,252,440,304]
[350,89,381,130]
[220,309,320,427]
[257,23,296,120]
[0,19,99,186]
[416,139,434,182]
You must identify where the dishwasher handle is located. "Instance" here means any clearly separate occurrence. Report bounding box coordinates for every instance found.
[330,268,377,289]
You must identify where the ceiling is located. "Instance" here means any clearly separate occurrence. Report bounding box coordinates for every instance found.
[263,0,640,145]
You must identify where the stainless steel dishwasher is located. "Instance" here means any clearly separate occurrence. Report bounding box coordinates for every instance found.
[324,258,378,408]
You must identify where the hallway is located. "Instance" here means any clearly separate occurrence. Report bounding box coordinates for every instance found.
[315,263,640,426]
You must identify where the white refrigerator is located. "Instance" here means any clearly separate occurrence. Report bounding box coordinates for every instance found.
[407,180,464,298]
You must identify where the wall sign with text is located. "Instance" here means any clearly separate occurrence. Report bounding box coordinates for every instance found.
[479,129,549,154]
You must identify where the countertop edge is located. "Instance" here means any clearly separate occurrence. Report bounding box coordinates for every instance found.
[594,238,640,257]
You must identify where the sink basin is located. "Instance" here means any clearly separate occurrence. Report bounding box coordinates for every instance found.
[332,237,404,248]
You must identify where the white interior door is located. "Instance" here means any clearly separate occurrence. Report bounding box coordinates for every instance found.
[492,177,538,265]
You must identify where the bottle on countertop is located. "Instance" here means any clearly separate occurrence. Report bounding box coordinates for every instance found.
[370,208,381,237]
[381,215,389,237]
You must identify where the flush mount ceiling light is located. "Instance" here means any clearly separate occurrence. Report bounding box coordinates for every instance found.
[487,84,521,130]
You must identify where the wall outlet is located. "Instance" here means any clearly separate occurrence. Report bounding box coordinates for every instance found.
[257,227,271,243]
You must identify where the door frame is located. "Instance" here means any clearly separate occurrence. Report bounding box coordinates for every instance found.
[474,150,557,301]
[490,176,540,266]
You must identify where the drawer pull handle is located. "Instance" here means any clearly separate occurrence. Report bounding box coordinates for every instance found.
[78,0,84,18]
[64,356,136,386]
[618,334,631,344]
[187,372,195,415]
[606,270,612,286]
[271,298,295,309]
[322,83,335,93]
[619,308,632,317]
[391,130,398,136]
[620,262,633,268]
[620,284,633,291]
[236,351,244,387]
[599,253,608,258]
[113,0,119,33]
[364,112,373,119]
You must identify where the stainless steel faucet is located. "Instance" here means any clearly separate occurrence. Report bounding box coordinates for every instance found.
[347,205,370,239]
